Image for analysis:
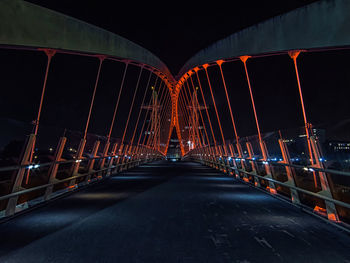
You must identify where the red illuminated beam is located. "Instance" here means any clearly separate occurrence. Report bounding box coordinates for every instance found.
[216,60,239,143]
[107,62,129,140]
[83,56,106,140]
[194,67,218,154]
[203,64,227,156]
[120,66,144,145]
[129,70,153,148]
[240,56,262,142]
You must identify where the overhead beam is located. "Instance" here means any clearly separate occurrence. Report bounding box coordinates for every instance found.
[177,0,350,79]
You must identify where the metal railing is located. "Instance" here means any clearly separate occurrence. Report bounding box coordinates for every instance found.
[0,147,164,218]
[185,137,350,226]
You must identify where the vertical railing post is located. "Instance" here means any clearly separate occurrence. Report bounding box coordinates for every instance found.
[99,140,110,170]
[246,142,260,187]
[44,136,67,201]
[278,138,300,204]
[115,144,124,173]
[288,51,314,164]
[85,140,100,183]
[107,143,118,176]
[236,142,248,181]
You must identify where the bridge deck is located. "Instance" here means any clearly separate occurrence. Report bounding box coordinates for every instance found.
[0,161,349,263]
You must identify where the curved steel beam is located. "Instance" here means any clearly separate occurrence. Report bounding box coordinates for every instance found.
[0,0,175,85]
[177,0,350,79]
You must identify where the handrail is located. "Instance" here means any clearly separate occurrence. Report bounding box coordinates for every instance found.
[185,153,350,178]
[0,158,151,202]
[0,152,160,173]
[194,157,350,210]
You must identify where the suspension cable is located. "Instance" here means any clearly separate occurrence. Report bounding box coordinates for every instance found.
[120,66,144,145]
[217,60,239,143]
[203,64,227,156]
[83,56,105,140]
[33,49,56,136]
[194,68,218,153]
[129,70,153,148]
[107,61,129,140]
[185,79,203,147]
[240,56,263,142]
[154,92,171,151]
[288,51,316,187]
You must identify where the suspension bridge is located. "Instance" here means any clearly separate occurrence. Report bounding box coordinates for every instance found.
[0,0,350,262]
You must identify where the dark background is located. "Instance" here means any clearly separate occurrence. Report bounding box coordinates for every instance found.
[1,0,350,149]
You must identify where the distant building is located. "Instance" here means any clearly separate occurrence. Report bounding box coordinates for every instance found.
[312,128,326,144]
[327,141,350,153]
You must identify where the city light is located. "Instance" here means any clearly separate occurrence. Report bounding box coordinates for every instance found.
[27,164,40,169]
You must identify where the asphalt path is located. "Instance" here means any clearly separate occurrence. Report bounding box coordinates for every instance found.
[0,161,349,262]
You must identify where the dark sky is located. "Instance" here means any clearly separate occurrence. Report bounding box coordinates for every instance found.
[1,0,350,151]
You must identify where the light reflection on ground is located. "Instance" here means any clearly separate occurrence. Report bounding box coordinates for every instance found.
[110,175,159,180]
[71,192,131,200]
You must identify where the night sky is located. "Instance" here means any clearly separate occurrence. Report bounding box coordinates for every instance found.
[1,0,350,150]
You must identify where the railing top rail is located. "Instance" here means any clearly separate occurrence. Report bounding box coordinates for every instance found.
[185,148,350,178]
[0,158,148,202]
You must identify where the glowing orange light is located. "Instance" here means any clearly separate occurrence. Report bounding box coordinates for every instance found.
[204,66,227,155]
[217,62,239,142]
[216,60,224,66]
[239,55,251,63]
[243,177,249,183]
[288,50,302,60]
[266,186,277,194]
[68,184,77,189]
[328,213,340,222]
[313,205,327,214]
[202,63,209,69]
